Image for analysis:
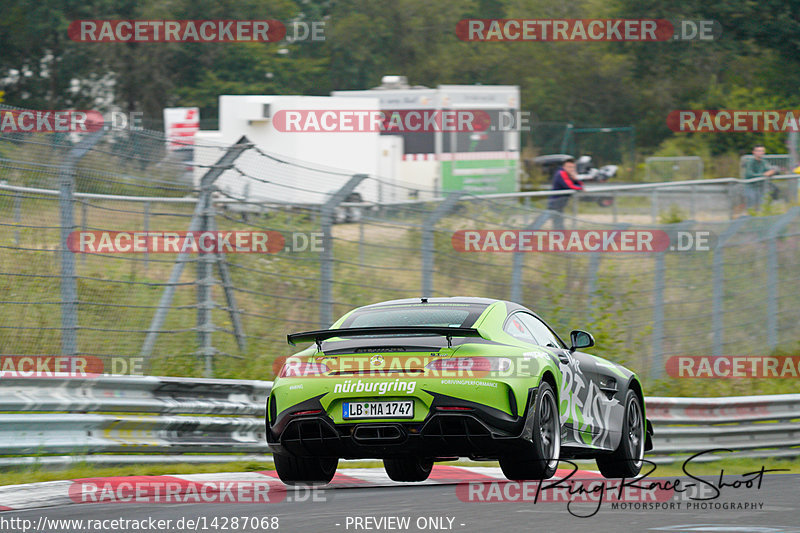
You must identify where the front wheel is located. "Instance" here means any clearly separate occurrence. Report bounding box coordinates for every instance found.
[273,454,338,485]
[383,457,433,482]
[596,390,645,478]
[499,382,560,480]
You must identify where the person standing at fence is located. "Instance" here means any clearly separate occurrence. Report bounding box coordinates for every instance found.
[743,145,777,209]
[547,157,583,229]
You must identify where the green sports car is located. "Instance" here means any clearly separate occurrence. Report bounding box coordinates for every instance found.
[267,297,653,484]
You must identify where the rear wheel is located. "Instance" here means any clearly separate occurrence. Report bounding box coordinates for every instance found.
[499,382,560,480]
[596,390,645,478]
[273,454,338,485]
[383,457,433,482]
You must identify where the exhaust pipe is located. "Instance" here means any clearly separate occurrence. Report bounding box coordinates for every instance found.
[353,424,405,442]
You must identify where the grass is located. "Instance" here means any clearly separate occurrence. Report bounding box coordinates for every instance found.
[443,456,800,477]
[1,193,799,393]
[0,461,273,487]
[637,456,800,477]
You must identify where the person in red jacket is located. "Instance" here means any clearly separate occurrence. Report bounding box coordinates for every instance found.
[547,158,583,229]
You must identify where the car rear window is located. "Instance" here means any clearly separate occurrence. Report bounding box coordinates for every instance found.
[342,304,487,329]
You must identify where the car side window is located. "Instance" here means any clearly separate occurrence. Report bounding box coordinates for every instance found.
[503,313,536,342]
[518,313,564,348]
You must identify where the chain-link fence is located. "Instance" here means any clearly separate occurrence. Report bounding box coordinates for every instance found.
[525,122,636,181]
[2,105,799,384]
[645,156,704,181]
[740,154,793,177]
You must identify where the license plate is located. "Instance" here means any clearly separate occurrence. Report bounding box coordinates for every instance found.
[343,401,413,419]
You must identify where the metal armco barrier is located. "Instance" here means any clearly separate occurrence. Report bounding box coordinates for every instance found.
[0,375,270,465]
[1,376,798,465]
[644,394,800,462]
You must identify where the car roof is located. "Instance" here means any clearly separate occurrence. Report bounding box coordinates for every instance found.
[357,297,529,314]
[344,297,565,347]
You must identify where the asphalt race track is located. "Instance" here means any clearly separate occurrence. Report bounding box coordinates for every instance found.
[3,473,799,533]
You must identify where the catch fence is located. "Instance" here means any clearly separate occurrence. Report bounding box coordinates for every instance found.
[1,107,799,381]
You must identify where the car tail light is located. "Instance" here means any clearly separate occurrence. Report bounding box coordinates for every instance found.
[437,406,473,411]
[292,409,322,416]
[279,361,329,378]
[425,357,490,372]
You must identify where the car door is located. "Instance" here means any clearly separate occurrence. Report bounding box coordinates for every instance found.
[575,353,626,450]
[515,313,615,449]
[504,312,580,448]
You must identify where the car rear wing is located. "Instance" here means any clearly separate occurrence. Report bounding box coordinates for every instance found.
[287,326,483,349]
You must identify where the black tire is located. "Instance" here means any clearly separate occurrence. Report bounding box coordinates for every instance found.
[273,454,338,485]
[499,382,560,480]
[596,390,645,478]
[383,457,433,482]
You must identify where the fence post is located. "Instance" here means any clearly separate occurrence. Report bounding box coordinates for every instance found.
[80,201,87,267]
[359,218,365,270]
[586,252,602,314]
[208,214,246,354]
[652,248,665,378]
[196,191,216,377]
[766,207,799,350]
[571,195,578,228]
[140,136,251,363]
[13,194,21,246]
[711,217,747,357]
[421,192,463,298]
[651,188,659,223]
[319,174,368,328]
[612,190,618,224]
[510,212,550,303]
[728,180,736,220]
[652,222,692,378]
[58,130,105,357]
[587,223,629,314]
[143,201,150,273]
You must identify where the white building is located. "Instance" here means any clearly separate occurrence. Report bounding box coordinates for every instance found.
[194,94,384,205]
[193,79,521,206]
[334,77,521,197]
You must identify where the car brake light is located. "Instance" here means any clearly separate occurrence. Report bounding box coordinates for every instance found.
[437,406,473,411]
[292,409,322,416]
[279,361,329,377]
[425,357,491,372]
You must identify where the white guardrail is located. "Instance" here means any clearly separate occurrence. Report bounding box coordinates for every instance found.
[2,174,799,207]
[0,375,797,466]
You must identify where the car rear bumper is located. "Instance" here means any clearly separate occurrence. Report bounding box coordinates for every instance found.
[267,389,537,460]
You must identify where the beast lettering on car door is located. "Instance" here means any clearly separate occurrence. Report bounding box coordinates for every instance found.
[557,352,618,449]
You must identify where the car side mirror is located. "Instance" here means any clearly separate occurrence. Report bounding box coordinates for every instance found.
[569,330,595,352]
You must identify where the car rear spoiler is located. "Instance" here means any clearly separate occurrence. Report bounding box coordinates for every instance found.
[287,326,483,349]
